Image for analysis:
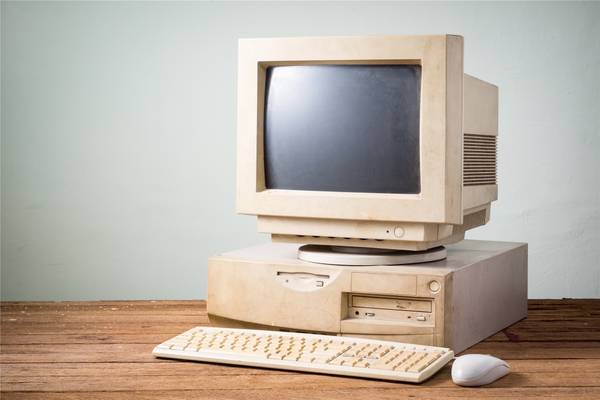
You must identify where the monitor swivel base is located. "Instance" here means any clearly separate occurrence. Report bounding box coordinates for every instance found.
[297,244,447,266]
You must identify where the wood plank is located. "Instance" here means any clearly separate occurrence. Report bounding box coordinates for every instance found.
[2,367,600,391]
[0,300,206,310]
[2,341,599,364]
[462,341,600,358]
[3,358,599,377]
[3,387,600,400]
[0,324,207,336]
[0,333,171,345]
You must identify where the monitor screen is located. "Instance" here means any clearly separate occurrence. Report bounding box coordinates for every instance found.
[264,64,421,194]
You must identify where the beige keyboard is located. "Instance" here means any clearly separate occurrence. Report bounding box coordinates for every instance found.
[152,327,454,383]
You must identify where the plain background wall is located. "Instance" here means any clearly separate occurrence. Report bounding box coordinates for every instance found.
[1,1,599,300]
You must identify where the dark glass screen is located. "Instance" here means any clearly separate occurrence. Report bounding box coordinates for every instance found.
[264,64,421,194]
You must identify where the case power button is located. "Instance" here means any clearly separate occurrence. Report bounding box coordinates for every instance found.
[428,280,441,293]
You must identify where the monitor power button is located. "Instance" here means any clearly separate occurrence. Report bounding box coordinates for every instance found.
[393,226,405,238]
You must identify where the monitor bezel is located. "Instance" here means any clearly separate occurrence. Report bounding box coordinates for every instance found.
[236,35,464,225]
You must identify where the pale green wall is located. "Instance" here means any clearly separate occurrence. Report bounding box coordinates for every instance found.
[2,1,599,300]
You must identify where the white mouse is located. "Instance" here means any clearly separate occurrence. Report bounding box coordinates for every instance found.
[451,354,510,386]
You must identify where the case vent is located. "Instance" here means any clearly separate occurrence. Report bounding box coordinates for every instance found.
[464,134,497,186]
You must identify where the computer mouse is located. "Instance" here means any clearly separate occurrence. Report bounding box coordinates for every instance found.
[451,354,510,386]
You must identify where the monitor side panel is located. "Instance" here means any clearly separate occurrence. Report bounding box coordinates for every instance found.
[236,35,464,225]
[462,75,499,212]
[464,74,498,137]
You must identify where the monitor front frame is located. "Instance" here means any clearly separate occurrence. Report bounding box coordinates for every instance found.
[236,35,464,225]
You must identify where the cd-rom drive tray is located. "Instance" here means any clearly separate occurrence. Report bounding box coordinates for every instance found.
[342,294,435,335]
[351,295,432,313]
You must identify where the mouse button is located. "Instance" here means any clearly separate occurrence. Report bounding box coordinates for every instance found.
[452,366,484,382]
[490,364,511,377]
[479,364,510,386]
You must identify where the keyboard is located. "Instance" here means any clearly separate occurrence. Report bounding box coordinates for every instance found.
[152,327,454,383]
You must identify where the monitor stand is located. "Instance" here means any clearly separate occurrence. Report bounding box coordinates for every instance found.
[297,244,447,266]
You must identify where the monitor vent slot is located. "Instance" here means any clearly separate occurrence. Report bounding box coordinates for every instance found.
[464,134,497,186]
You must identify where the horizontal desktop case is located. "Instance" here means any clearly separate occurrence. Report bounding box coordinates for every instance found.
[207,240,527,353]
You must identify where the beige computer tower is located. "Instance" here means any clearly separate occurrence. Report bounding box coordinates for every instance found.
[207,240,527,353]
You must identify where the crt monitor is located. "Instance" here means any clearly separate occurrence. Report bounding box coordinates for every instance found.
[236,35,499,251]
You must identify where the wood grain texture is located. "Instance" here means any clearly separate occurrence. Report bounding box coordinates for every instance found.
[1,300,599,399]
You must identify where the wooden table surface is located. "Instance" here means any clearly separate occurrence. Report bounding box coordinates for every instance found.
[1,300,599,399]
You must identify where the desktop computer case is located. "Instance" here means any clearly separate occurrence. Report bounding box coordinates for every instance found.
[207,240,527,354]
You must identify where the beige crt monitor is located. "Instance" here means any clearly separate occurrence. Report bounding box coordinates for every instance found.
[236,34,498,251]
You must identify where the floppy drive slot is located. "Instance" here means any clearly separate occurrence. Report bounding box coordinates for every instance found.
[276,271,331,290]
[277,271,330,279]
